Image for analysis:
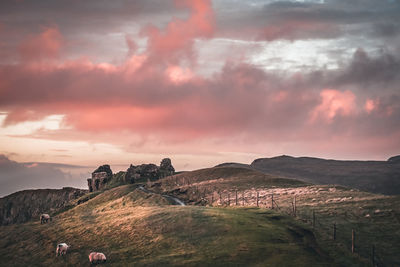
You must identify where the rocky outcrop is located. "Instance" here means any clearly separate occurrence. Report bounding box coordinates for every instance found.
[125,158,175,184]
[87,165,113,192]
[125,164,159,183]
[160,158,175,178]
[0,187,87,225]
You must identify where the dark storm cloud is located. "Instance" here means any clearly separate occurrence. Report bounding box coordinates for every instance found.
[334,49,400,87]
[370,22,400,38]
[0,0,177,30]
[304,49,400,94]
[216,0,400,41]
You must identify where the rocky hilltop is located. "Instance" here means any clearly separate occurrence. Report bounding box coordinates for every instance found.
[88,158,175,192]
[0,187,87,225]
[125,158,175,184]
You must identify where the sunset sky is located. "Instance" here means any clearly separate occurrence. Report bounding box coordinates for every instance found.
[1,0,400,196]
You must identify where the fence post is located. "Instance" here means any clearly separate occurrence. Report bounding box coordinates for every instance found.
[211,193,214,206]
[242,192,245,206]
[312,210,315,228]
[271,194,274,209]
[352,229,355,254]
[257,192,259,207]
[333,223,336,240]
[294,195,297,217]
[235,190,238,206]
[219,191,222,205]
[228,193,230,206]
[372,244,375,266]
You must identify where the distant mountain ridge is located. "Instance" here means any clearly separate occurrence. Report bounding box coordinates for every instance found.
[248,155,400,195]
[388,155,400,163]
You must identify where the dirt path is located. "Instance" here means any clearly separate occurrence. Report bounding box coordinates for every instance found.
[138,186,185,206]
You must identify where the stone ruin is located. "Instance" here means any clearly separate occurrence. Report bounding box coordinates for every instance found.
[124,158,175,184]
[87,159,175,192]
[87,165,113,192]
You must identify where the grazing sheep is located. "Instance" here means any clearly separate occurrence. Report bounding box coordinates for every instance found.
[89,252,107,264]
[40,214,52,224]
[56,243,70,256]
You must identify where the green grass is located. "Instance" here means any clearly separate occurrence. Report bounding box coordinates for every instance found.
[152,165,400,267]
[295,195,400,266]
[0,184,353,266]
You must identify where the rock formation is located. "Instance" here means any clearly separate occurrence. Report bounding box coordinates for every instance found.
[160,158,175,178]
[125,158,175,184]
[87,165,113,192]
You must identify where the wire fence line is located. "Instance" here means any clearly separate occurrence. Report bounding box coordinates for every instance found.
[189,188,383,267]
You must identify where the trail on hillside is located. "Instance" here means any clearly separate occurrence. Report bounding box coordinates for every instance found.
[138,186,185,206]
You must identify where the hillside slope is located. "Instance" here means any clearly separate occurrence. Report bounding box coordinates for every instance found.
[0,187,87,225]
[249,155,400,195]
[150,165,400,265]
[0,184,359,266]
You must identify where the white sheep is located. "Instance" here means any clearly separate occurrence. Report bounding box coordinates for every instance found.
[56,243,70,256]
[40,214,51,224]
[89,252,107,264]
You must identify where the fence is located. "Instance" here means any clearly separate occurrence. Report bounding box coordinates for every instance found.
[196,189,384,266]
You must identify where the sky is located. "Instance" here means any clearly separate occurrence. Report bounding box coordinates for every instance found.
[1,0,400,196]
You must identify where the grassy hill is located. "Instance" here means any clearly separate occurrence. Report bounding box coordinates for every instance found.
[0,184,350,266]
[150,166,400,265]
[1,165,399,266]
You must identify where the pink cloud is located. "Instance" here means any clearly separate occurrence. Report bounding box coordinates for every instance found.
[3,109,47,126]
[365,99,378,113]
[310,89,356,123]
[0,1,399,164]
[18,27,64,62]
[165,65,194,84]
[25,163,38,168]
[142,0,214,64]
[272,91,289,102]
[63,105,169,132]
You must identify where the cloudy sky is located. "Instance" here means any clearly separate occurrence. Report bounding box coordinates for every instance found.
[1,0,399,196]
